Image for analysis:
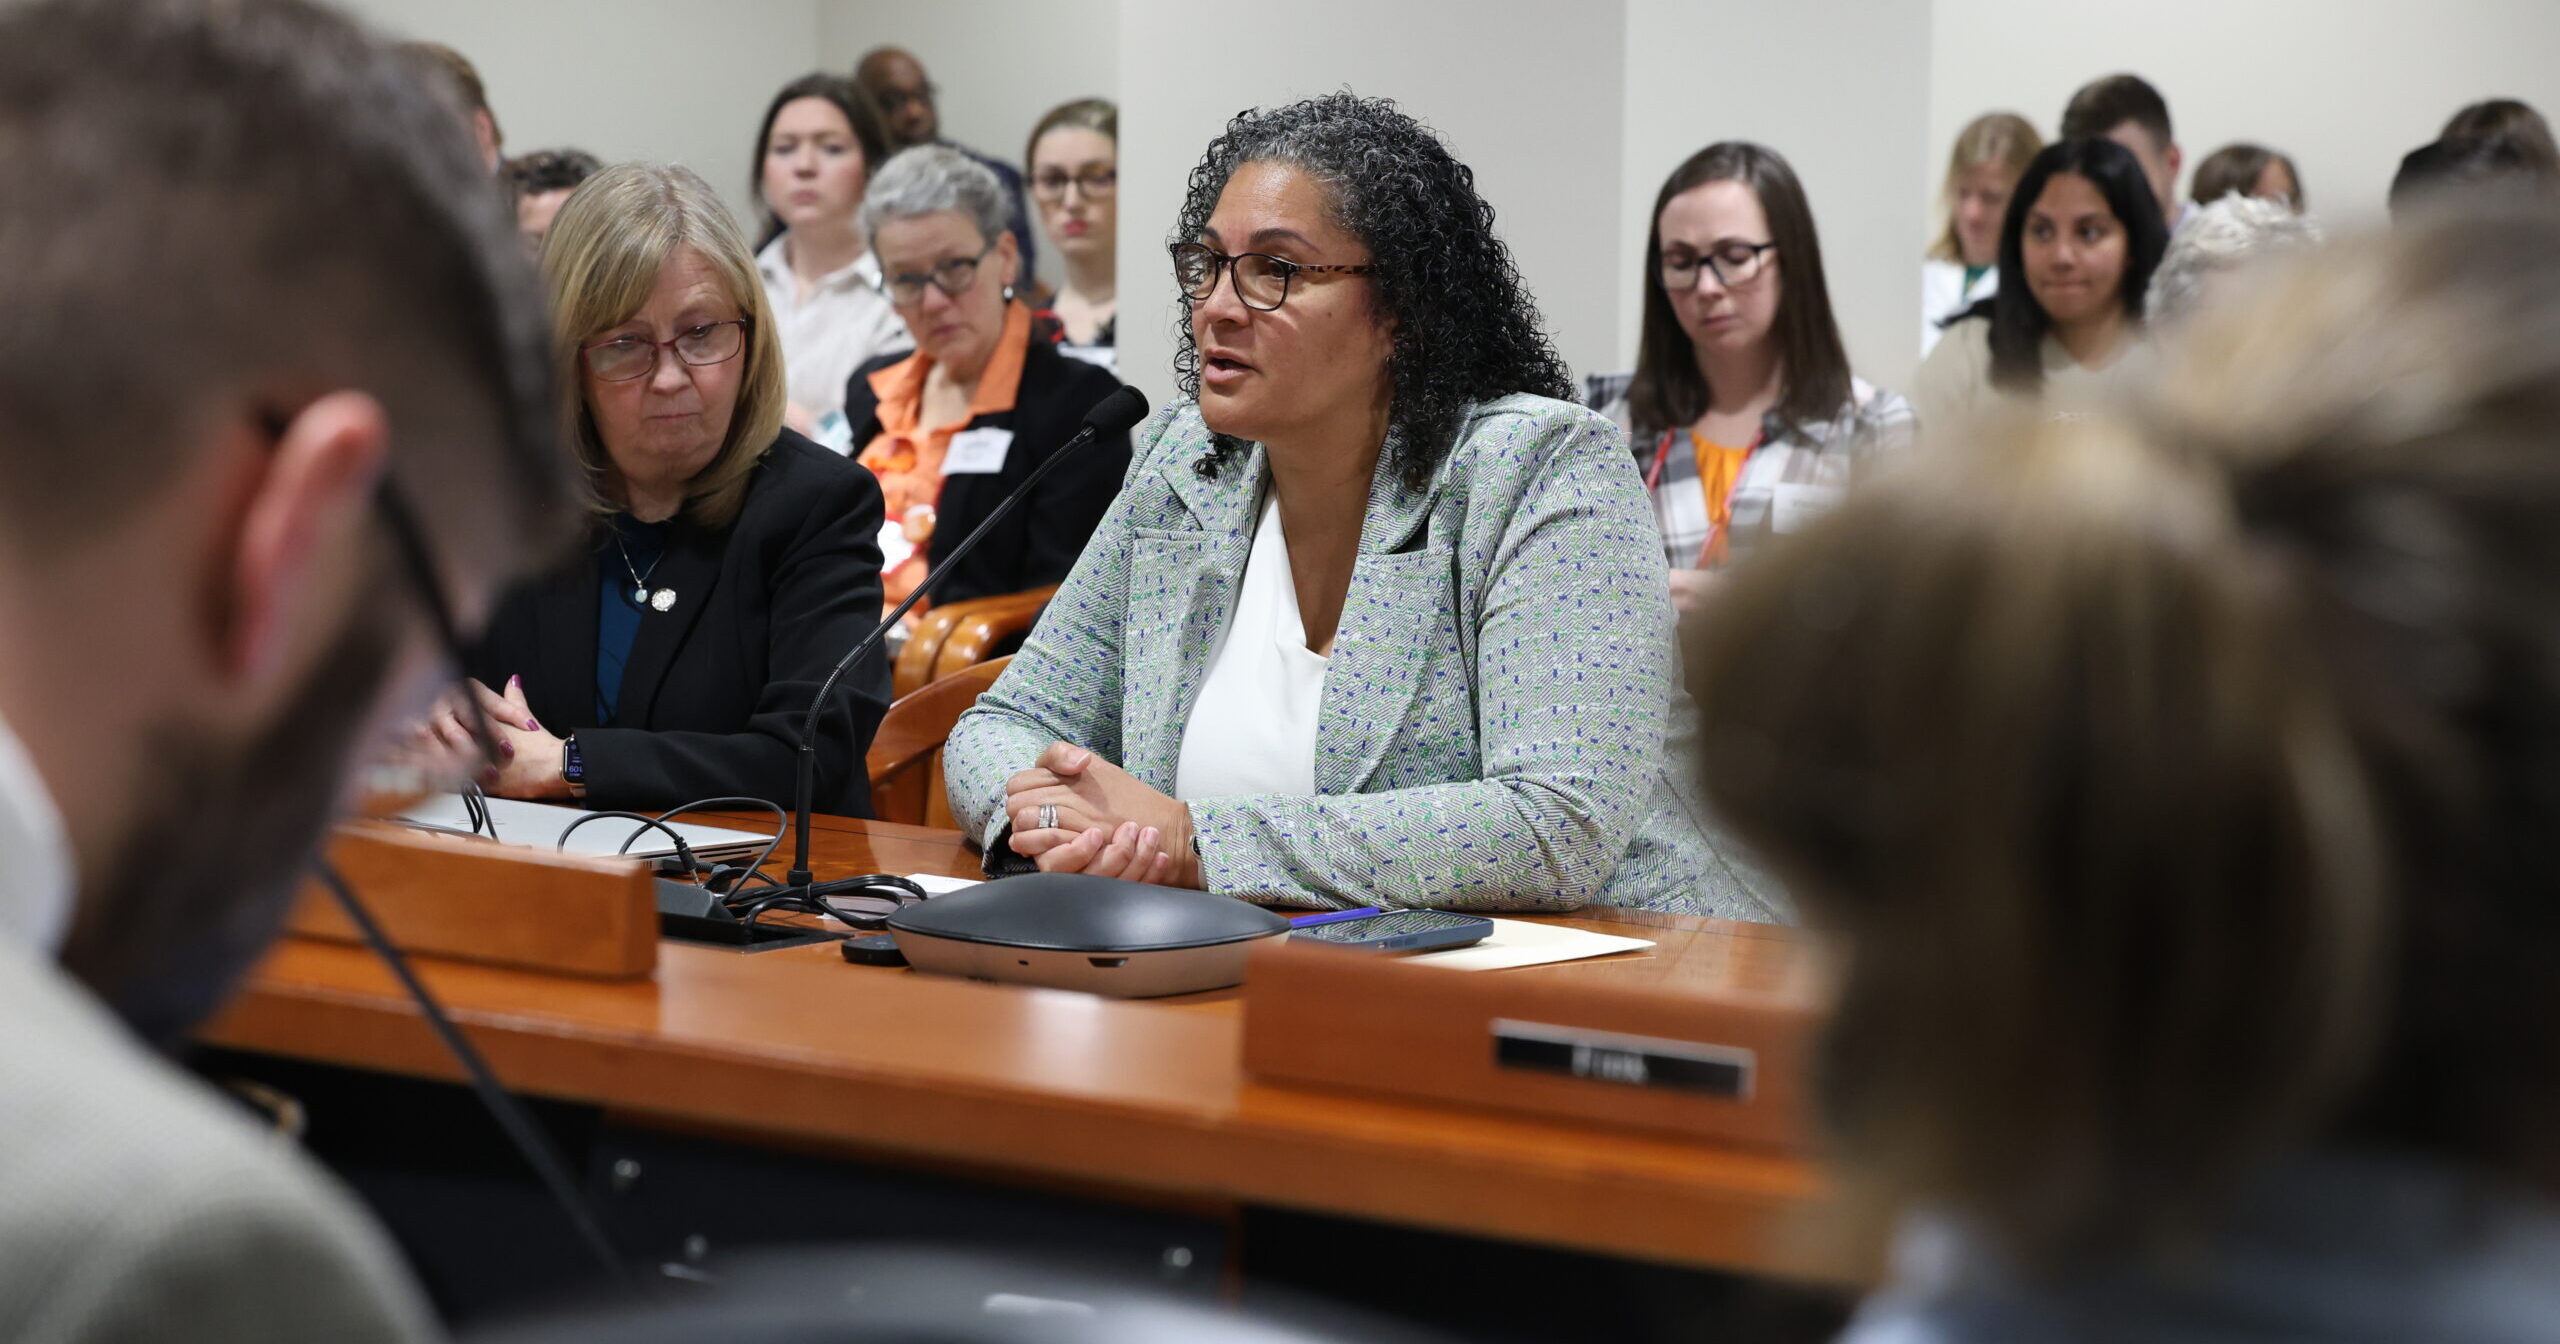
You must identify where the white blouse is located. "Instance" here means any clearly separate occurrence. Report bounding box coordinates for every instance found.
[1174,492,1328,801]
[755,233,912,428]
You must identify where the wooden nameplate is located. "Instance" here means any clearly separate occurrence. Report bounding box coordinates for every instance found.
[286,820,658,980]
[1241,935,1823,1151]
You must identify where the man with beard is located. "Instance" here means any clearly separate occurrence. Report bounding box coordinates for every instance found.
[0,0,568,1339]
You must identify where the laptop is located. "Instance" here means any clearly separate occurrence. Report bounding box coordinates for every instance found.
[393,794,774,865]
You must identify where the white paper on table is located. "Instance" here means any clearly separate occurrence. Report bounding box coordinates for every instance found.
[905,873,980,896]
[1401,917,1653,972]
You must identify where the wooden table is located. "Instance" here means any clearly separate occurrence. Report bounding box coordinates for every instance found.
[200,813,1850,1285]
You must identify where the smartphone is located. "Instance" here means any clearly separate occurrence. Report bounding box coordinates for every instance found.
[1288,909,1493,953]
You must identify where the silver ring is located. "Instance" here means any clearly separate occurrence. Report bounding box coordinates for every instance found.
[1038,804,1057,831]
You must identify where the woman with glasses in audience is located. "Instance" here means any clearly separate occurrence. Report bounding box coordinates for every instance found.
[1694,210,2560,1343]
[1589,142,1912,615]
[842,145,1131,620]
[432,162,891,816]
[1026,98,1119,369]
[1912,137,2169,429]
[1922,112,2042,355]
[943,94,1774,918]
[752,73,909,445]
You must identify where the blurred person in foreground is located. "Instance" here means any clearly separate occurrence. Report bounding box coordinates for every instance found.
[1692,208,2560,1341]
[0,0,568,1338]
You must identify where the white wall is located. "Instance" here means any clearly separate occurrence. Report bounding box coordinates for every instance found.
[1114,0,1628,410]
[1929,0,2560,234]
[1621,0,1935,393]
[816,0,1120,289]
[335,0,826,229]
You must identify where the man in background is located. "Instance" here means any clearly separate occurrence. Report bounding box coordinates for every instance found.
[505,146,603,249]
[855,44,1039,284]
[2062,72,2184,228]
[0,0,568,1337]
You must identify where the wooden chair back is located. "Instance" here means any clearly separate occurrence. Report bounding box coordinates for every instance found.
[891,585,1059,699]
[866,656,1013,828]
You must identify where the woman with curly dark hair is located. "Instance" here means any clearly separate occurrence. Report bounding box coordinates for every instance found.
[940,93,1773,917]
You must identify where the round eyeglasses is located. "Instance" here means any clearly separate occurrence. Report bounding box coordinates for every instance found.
[580,319,748,382]
[1172,242,1375,313]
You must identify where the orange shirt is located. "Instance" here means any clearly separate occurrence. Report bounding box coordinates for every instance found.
[1688,431,1752,568]
[857,300,1033,613]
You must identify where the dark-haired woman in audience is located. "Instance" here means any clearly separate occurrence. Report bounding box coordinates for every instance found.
[1027,98,1118,370]
[753,73,909,444]
[1592,142,1911,614]
[436,163,889,815]
[945,94,1769,917]
[843,145,1130,618]
[2190,141,2304,212]
[1912,138,2168,427]
[1922,112,2042,356]
[1693,208,2560,1343]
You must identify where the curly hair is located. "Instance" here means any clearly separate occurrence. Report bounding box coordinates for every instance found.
[1170,92,1572,490]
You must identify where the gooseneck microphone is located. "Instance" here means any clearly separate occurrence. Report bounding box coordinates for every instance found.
[781,384,1150,899]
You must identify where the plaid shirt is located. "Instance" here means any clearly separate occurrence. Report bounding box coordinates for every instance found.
[1584,371,1915,570]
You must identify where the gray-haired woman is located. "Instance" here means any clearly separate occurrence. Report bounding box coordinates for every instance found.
[842,144,1130,617]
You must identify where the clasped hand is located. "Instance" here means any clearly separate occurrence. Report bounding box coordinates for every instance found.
[1002,743,1201,888]
[391,676,574,800]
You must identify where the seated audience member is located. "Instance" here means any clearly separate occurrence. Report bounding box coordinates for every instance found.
[1027,98,1119,367]
[449,163,890,816]
[2442,96,2560,173]
[1587,142,1912,613]
[400,39,501,172]
[2060,72,2181,227]
[752,74,909,441]
[1691,207,2560,1343]
[0,0,570,1337]
[1912,139,2169,428]
[854,46,1036,282]
[2391,132,2560,219]
[2189,141,2304,211]
[1922,112,2042,355]
[2145,195,2321,328]
[504,146,600,248]
[946,94,1772,918]
[843,146,1131,616]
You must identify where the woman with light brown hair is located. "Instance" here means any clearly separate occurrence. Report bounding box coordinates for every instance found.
[2189,140,2305,211]
[1922,111,2042,355]
[434,162,891,815]
[1691,207,2560,1339]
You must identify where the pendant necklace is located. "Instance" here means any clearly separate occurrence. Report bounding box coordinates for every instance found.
[615,534,676,613]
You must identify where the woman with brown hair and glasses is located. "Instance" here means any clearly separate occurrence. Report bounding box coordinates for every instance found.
[429,162,891,816]
[1589,142,1912,614]
[842,145,1129,622]
[1026,98,1118,368]
[1692,208,2560,1340]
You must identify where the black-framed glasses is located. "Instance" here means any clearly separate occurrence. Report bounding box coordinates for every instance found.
[1032,166,1117,200]
[580,319,749,382]
[870,84,936,114]
[877,244,994,305]
[1172,242,1375,312]
[1661,239,1777,291]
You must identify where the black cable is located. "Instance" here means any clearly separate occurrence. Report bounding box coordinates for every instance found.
[555,810,701,881]
[313,860,635,1290]
[643,797,785,889]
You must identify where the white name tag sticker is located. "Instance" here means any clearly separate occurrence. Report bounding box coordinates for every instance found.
[942,427,1014,475]
[1768,482,1845,535]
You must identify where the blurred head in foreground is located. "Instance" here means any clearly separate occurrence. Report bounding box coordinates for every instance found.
[1691,208,2560,1260]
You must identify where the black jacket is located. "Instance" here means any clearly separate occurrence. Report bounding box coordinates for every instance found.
[468,431,890,817]
[842,337,1133,607]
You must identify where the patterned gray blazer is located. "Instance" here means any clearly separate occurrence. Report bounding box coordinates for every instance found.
[943,393,1785,919]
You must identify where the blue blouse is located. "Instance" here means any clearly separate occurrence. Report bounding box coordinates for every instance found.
[593,516,669,724]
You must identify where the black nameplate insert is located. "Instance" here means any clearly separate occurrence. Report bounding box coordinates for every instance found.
[1490,1018,1754,1100]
